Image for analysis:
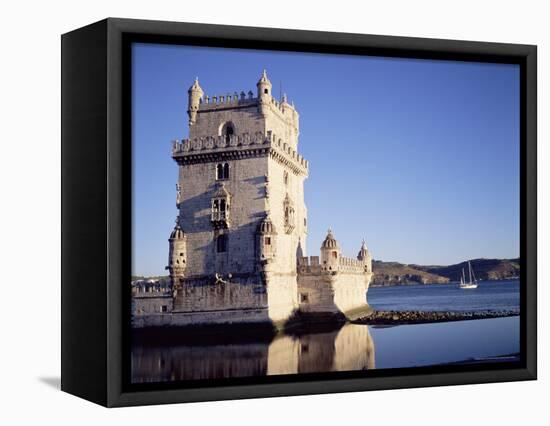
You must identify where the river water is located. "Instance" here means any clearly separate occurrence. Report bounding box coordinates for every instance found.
[131,280,520,383]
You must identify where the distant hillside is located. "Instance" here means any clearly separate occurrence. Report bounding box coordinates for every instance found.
[372,258,519,286]
[133,259,519,287]
[414,258,520,282]
[371,261,449,286]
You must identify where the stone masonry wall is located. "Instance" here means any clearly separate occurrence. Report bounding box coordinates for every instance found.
[174,276,267,312]
[177,155,268,278]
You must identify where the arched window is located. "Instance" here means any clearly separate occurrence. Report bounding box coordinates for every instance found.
[223,163,229,179]
[221,122,235,143]
[216,163,229,180]
[283,171,289,186]
[216,234,228,253]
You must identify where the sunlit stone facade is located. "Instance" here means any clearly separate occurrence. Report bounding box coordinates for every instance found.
[132,71,373,328]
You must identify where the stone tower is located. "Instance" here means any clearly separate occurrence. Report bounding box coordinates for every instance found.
[170,71,309,324]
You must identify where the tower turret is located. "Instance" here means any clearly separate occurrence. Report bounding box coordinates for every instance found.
[187,77,203,126]
[167,220,187,291]
[357,239,372,273]
[257,69,272,117]
[257,212,277,265]
[320,228,340,271]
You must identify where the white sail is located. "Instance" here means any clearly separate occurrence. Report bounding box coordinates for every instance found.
[460,261,478,289]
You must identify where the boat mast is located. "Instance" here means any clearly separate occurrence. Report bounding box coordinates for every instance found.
[468,261,472,284]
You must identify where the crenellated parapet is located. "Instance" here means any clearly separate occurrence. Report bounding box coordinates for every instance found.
[199,90,257,110]
[297,255,367,275]
[298,256,322,274]
[171,130,309,176]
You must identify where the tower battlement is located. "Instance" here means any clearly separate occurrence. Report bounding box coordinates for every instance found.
[171,130,309,175]
[199,91,256,109]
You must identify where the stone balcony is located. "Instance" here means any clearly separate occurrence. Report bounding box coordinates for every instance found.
[171,131,309,176]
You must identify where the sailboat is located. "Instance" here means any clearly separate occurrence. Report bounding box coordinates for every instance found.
[460,261,478,289]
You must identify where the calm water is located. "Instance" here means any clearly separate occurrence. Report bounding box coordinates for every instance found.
[131,280,520,383]
[368,280,520,312]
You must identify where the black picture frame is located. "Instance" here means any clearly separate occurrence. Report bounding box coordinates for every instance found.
[61,17,537,407]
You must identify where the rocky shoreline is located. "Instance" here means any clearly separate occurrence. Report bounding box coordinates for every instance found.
[352,309,519,325]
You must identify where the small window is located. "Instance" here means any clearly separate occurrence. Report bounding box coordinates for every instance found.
[283,171,289,186]
[216,163,229,180]
[264,88,268,94]
[161,305,168,313]
[300,293,309,303]
[217,234,228,253]
[179,253,184,256]
[265,237,271,245]
[304,218,307,227]
[332,251,338,259]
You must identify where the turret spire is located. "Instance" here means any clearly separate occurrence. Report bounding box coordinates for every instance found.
[257,69,272,116]
[187,76,204,125]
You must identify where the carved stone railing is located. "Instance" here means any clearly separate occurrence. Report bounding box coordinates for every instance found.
[338,256,367,273]
[171,131,309,175]
[297,255,367,275]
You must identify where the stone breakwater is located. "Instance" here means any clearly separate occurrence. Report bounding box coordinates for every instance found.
[353,310,519,325]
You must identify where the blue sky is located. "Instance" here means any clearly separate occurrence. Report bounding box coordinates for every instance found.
[132,43,519,276]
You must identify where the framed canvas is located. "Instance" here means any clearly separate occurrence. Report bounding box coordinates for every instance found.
[61,18,537,407]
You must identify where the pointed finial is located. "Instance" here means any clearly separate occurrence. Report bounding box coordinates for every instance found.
[189,77,203,92]
[282,93,288,103]
[258,69,271,85]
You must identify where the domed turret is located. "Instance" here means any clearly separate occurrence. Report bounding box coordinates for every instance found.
[321,228,340,271]
[257,69,272,117]
[167,219,187,289]
[257,214,277,235]
[169,222,186,240]
[357,239,368,260]
[187,77,204,126]
[321,228,339,249]
[257,212,277,264]
[357,239,372,273]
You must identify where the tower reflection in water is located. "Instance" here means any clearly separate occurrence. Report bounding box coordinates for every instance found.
[131,324,375,383]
